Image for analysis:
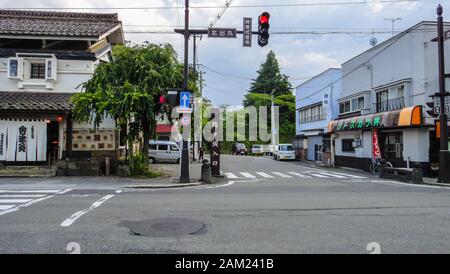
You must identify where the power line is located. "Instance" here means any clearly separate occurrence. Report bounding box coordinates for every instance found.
[0,0,422,10]
[209,0,233,28]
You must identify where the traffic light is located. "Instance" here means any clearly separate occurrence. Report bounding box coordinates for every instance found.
[258,12,270,47]
[155,94,167,113]
[426,96,439,118]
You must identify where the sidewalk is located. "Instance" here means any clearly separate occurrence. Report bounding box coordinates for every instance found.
[291,159,450,187]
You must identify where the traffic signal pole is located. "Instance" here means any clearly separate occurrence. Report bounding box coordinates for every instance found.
[436,5,450,184]
[180,0,190,183]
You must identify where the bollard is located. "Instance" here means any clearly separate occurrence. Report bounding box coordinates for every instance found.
[201,159,212,183]
[105,157,110,176]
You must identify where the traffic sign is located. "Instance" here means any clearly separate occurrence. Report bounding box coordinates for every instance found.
[181,116,191,126]
[243,18,252,47]
[179,91,190,109]
[208,28,237,38]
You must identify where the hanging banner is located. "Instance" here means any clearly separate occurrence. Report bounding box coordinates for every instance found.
[372,129,381,159]
[0,119,47,162]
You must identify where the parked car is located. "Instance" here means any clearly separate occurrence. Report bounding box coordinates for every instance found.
[273,144,295,161]
[232,143,248,155]
[251,144,264,156]
[262,144,276,156]
[148,140,181,164]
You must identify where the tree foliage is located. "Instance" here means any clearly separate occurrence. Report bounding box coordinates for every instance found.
[243,51,295,144]
[246,50,292,100]
[71,43,197,155]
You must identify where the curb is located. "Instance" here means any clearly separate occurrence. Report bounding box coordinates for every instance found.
[123,182,203,189]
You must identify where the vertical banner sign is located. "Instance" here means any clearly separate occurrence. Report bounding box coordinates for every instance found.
[372,129,381,159]
[210,109,221,177]
[243,17,252,47]
[322,92,329,117]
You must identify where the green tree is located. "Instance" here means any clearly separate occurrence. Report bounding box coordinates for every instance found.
[71,43,197,156]
[246,50,292,100]
[243,51,295,143]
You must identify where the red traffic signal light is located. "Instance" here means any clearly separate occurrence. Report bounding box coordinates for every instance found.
[258,12,270,47]
[159,95,166,104]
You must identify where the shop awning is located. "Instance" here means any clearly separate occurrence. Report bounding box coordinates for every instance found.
[328,106,423,133]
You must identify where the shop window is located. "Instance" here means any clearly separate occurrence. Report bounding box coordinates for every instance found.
[342,139,355,152]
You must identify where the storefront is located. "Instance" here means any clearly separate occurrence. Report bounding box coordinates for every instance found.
[328,106,436,175]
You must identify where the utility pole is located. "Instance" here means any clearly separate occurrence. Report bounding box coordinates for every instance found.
[384,17,401,36]
[192,34,198,162]
[436,4,450,184]
[180,0,190,183]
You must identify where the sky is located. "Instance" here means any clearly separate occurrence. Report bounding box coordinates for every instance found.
[2,0,446,106]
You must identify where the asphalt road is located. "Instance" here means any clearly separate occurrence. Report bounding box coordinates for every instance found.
[1,155,450,254]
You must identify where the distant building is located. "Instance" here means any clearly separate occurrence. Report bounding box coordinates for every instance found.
[328,21,450,176]
[294,68,342,163]
[0,10,124,165]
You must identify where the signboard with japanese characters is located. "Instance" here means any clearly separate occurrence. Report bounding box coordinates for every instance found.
[0,119,47,162]
[208,28,237,38]
[243,17,252,47]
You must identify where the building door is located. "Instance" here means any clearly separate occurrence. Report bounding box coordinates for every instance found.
[47,121,59,162]
[380,131,403,165]
[315,144,323,162]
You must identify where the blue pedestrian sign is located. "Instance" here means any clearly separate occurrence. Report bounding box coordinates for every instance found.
[180,91,190,109]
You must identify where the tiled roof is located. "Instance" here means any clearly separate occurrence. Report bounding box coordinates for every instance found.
[0,92,74,112]
[0,10,121,38]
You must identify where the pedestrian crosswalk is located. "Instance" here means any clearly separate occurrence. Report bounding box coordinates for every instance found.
[0,189,71,216]
[224,170,366,180]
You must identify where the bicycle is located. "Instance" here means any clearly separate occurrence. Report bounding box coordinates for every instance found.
[369,158,393,174]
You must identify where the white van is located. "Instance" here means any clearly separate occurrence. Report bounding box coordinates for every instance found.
[148,141,181,164]
[273,144,296,161]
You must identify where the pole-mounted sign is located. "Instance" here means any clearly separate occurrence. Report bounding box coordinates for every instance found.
[243,17,252,47]
[208,28,237,38]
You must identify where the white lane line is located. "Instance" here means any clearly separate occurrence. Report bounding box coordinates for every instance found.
[272,172,292,178]
[225,173,239,179]
[371,180,450,190]
[309,173,330,178]
[61,195,115,227]
[326,171,367,179]
[0,205,16,210]
[0,189,62,193]
[196,181,235,189]
[0,194,46,198]
[288,172,312,178]
[256,172,274,178]
[318,172,347,178]
[0,199,33,203]
[240,172,256,179]
[56,189,73,195]
[0,195,56,217]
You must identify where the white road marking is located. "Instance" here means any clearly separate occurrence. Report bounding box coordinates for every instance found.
[288,172,312,178]
[318,172,347,178]
[61,195,115,227]
[256,172,274,178]
[0,194,46,198]
[240,172,256,178]
[0,199,33,203]
[57,189,73,195]
[0,205,16,210]
[196,181,235,189]
[272,172,292,178]
[326,171,366,179]
[225,173,239,179]
[0,194,57,217]
[0,189,62,193]
[309,173,330,178]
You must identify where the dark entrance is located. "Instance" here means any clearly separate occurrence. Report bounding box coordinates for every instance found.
[379,131,403,166]
[47,120,59,162]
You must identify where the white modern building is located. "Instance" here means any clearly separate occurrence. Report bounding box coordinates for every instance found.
[328,21,450,176]
[294,68,342,163]
[0,10,124,166]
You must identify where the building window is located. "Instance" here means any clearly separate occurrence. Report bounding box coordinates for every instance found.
[299,104,324,124]
[380,131,403,160]
[30,63,46,79]
[375,85,405,112]
[341,139,355,152]
[339,96,364,115]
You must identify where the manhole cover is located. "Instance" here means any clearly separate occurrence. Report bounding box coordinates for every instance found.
[118,218,207,237]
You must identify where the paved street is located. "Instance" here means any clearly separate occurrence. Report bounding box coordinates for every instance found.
[1,155,450,254]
